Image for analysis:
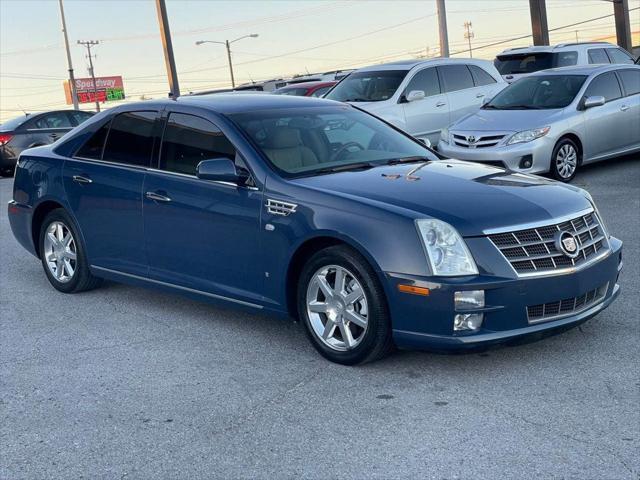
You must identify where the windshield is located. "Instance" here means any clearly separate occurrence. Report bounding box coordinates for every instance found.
[325,70,408,102]
[230,106,436,177]
[494,52,578,75]
[484,75,587,110]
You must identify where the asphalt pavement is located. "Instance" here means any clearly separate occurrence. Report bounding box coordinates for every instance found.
[1,157,639,479]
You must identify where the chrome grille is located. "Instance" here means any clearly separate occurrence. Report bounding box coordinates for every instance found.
[527,283,608,324]
[489,211,607,276]
[453,133,506,148]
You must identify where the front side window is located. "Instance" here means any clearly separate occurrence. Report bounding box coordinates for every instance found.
[230,106,436,177]
[606,48,635,65]
[68,111,93,126]
[584,72,623,102]
[468,65,497,86]
[403,67,440,97]
[325,70,408,102]
[160,113,235,176]
[75,120,110,159]
[588,48,610,64]
[102,111,157,166]
[484,75,587,110]
[438,65,474,92]
[32,112,72,129]
[617,69,640,96]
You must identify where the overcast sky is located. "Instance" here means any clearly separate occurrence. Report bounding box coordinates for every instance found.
[1,0,638,122]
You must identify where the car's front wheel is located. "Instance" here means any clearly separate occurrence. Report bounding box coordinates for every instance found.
[39,209,102,293]
[297,245,393,365]
[550,138,580,182]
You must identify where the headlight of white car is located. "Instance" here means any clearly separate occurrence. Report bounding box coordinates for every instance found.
[506,126,550,145]
[440,127,450,144]
[416,219,478,276]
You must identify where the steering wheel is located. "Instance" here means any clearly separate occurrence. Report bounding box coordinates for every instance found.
[330,141,365,162]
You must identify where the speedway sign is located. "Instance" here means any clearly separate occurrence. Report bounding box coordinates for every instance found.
[64,76,125,104]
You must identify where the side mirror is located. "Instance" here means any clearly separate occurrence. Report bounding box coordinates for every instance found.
[196,157,243,183]
[406,90,426,102]
[581,95,605,110]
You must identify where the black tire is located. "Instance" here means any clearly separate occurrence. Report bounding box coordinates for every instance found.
[39,208,102,293]
[297,245,393,365]
[549,138,580,182]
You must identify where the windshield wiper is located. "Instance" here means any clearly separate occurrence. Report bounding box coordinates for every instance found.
[482,104,502,110]
[502,105,543,110]
[313,162,376,175]
[384,156,430,165]
[343,98,368,102]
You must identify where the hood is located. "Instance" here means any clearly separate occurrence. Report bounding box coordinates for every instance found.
[452,108,564,133]
[292,160,591,237]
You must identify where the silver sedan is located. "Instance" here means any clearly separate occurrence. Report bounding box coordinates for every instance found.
[438,64,640,181]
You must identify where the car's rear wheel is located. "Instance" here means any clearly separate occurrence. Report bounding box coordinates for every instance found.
[297,245,393,365]
[550,138,579,182]
[39,209,102,293]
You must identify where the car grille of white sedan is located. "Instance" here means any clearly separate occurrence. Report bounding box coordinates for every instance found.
[452,133,507,148]
[488,211,607,276]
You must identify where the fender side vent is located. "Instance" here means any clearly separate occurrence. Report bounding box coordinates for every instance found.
[266,199,297,216]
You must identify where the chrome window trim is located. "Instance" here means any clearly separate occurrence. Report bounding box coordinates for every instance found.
[69,155,148,172]
[91,266,263,309]
[481,207,595,235]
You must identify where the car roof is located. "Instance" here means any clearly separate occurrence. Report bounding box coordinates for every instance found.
[355,57,494,72]
[277,81,336,90]
[529,64,636,76]
[174,93,340,113]
[498,42,616,56]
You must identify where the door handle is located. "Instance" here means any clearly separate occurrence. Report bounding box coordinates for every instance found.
[72,175,92,184]
[146,191,172,203]
[436,102,446,107]
[620,105,629,112]
[476,93,485,98]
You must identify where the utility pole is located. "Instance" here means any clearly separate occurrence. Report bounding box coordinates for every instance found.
[436,0,450,57]
[155,0,180,98]
[613,0,632,52]
[196,34,258,88]
[225,40,235,88]
[463,21,474,58]
[529,0,550,46]
[77,40,100,112]
[58,0,78,110]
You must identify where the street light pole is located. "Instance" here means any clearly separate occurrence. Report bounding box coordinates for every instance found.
[196,34,259,89]
[77,40,100,112]
[58,0,78,110]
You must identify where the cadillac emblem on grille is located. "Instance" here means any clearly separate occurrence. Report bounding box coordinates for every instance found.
[555,231,580,259]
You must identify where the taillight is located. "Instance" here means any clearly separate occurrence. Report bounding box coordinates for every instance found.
[0,133,13,146]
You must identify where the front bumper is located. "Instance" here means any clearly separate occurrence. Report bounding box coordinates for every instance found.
[437,136,555,175]
[386,236,622,352]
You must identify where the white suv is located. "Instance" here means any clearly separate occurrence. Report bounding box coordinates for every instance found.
[325,58,506,146]
[495,41,636,83]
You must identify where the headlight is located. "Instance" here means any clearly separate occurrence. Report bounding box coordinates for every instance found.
[440,127,450,144]
[416,219,478,276]
[506,126,550,145]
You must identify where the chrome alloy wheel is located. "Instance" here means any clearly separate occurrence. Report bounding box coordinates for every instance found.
[43,221,77,283]
[306,265,368,351]
[555,144,578,179]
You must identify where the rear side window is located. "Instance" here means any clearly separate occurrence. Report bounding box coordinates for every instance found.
[404,67,440,97]
[68,111,93,126]
[588,48,610,64]
[75,121,110,159]
[438,65,475,92]
[584,72,622,102]
[160,113,236,176]
[102,111,157,167]
[555,51,578,67]
[606,48,634,65]
[310,86,332,97]
[617,69,640,96]
[468,65,496,86]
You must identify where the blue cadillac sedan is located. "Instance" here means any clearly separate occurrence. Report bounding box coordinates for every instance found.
[8,95,622,364]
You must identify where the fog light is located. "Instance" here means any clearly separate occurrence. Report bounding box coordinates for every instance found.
[519,155,533,169]
[454,290,485,309]
[454,313,483,331]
